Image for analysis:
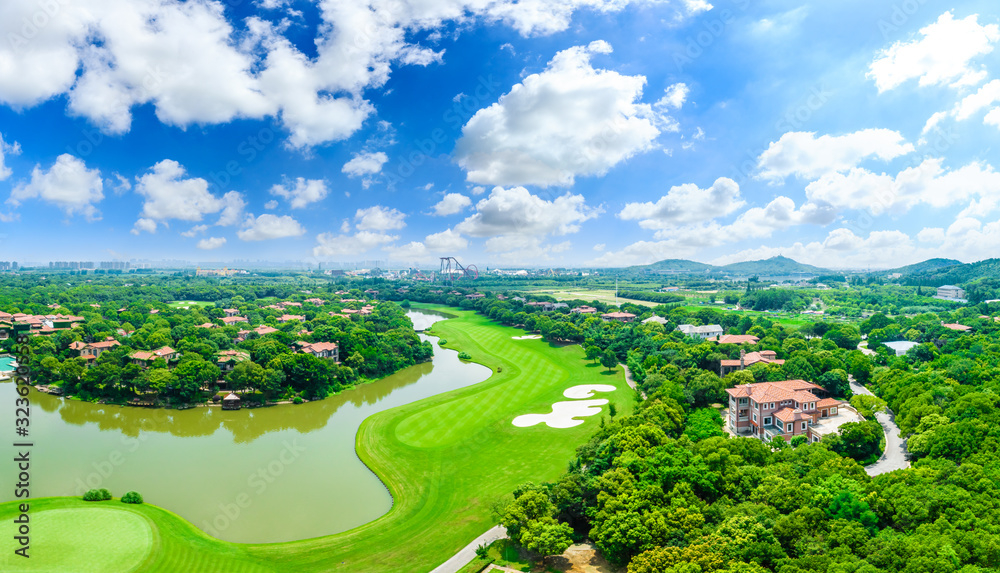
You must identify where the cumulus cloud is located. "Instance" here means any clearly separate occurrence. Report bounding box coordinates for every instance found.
[0,1,695,147]
[803,158,1000,216]
[454,42,660,187]
[270,178,329,209]
[619,177,744,228]
[342,152,389,177]
[356,205,406,231]
[131,218,158,235]
[425,228,469,251]
[181,224,209,237]
[757,129,914,181]
[0,133,20,181]
[8,154,103,220]
[313,230,398,257]
[432,193,472,216]
[868,12,999,92]
[709,228,916,269]
[455,186,601,243]
[385,241,429,260]
[135,160,225,223]
[264,200,279,209]
[655,83,689,109]
[197,237,227,250]
[217,191,246,226]
[237,214,306,241]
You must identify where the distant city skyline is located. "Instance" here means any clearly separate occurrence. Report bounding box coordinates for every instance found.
[0,1,998,269]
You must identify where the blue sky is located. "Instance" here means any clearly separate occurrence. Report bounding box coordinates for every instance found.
[0,0,999,269]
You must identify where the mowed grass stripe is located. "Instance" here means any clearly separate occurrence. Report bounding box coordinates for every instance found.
[2,308,634,573]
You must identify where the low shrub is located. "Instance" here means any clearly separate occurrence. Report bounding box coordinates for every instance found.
[293,396,303,404]
[458,352,472,360]
[83,488,112,501]
[121,491,143,504]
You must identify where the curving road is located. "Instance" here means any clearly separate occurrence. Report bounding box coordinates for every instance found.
[429,525,508,573]
[850,378,910,476]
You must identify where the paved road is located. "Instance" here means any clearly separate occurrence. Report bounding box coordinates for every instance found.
[850,379,910,476]
[428,525,507,573]
[620,364,646,400]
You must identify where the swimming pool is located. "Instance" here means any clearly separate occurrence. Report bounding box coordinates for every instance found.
[0,355,16,373]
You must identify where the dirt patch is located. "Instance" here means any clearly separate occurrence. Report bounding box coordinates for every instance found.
[537,543,619,573]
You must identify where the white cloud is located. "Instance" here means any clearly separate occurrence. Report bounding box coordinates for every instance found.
[313,230,398,257]
[385,241,429,260]
[197,237,227,250]
[342,151,389,177]
[803,158,1000,216]
[954,79,1000,120]
[589,239,695,266]
[135,160,224,222]
[471,186,486,195]
[131,218,158,235]
[868,12,999,93]
[270,178,329,209]
[217,191,246,226]
[425,228,468,251]
[432,193,472,216]
[356,205,406,231]
[655,83,689,110]
[454,42,660,187]
[181,225,209,237]
[455,186,601,240]
[237,214,306,241]
[8,154,103,220]
[709,228,915,269]
[757,129,914,181]
[619,177,744,228]
[1,1,696,148]
[265,200,279,209]
[0,133,20,181]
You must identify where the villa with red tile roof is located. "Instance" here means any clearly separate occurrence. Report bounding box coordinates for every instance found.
[571,306,598,314]
[719,349,785,376]
[70,337,121,361]
[215,350,251,372]
[235,325,279,342]
[296,341,339,362]
[223,308,240,317]
[278,314,306,323]
[941,323,972,332]
[714,334,760,345]
[726,379,859,443]
[130,346,179,365]
[601,311,636,322]
[221,316,249,325]
[304,298,326,305]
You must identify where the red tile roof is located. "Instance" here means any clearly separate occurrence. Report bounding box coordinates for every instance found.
[715,334,759,344]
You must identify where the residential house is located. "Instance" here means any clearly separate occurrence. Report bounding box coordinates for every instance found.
[223,308,240,317]
[466,293,485,299]
[642,315,668,325]
[235,325,279,342]
[221,316,249,326]
[726,379,856,443]
[714,334,760,345]
[215,350,251,372]
[130,346,179,366]
[719,349,785,376]
[304,298,326,305]
[296,341,340,362]
[601,312,636,323]
[70,337,121,361]
[570,306,598,314]
[278,314,306,323]
[677,324,724,340]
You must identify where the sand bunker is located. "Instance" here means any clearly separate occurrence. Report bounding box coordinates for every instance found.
[512,399,609,429]
[563,384,616,399]
[511,335,543,340]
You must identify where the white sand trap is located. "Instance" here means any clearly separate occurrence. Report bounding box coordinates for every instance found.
[563,384,617,399]
[512,399,609,429]
[511,335,543,340]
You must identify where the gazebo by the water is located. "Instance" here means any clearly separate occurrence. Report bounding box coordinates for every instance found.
[222,393,241,410]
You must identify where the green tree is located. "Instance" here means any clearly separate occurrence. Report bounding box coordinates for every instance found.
[600,350,618,373]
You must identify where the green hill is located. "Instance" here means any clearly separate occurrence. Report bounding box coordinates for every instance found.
[635,259,715,273]
[885,258,963,276]
[904,258,1000,286]
[718,255,830,276]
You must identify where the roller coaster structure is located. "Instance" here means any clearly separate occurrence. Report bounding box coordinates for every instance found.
[439,257,478,282]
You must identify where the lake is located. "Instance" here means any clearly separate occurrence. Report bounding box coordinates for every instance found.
[0,309,491,543]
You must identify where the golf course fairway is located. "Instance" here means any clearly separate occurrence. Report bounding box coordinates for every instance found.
[1,307,633,572]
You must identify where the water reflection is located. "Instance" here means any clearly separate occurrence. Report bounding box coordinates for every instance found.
[0,311,493,542]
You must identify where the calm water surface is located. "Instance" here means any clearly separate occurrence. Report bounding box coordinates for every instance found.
[0,310,490,542]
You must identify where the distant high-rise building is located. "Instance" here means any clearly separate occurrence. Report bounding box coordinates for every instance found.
[0,261,17,271]
[49,261,95,270]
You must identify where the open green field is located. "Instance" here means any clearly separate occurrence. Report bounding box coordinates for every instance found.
[167,300,216,309]
[1,307,633,573]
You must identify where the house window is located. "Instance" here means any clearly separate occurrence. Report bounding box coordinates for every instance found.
[786,423,792,432]
[801,421,807,431]
[831,407,838,415]
[764,417,772,425]
[813,436,819,443]
[738,398,748,405]
[770,402,775,410]
[810,402,815,410]
[753,412,758,422]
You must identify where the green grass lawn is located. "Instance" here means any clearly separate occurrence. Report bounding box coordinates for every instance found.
[0,307,633,573]
[167,300,216,309]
